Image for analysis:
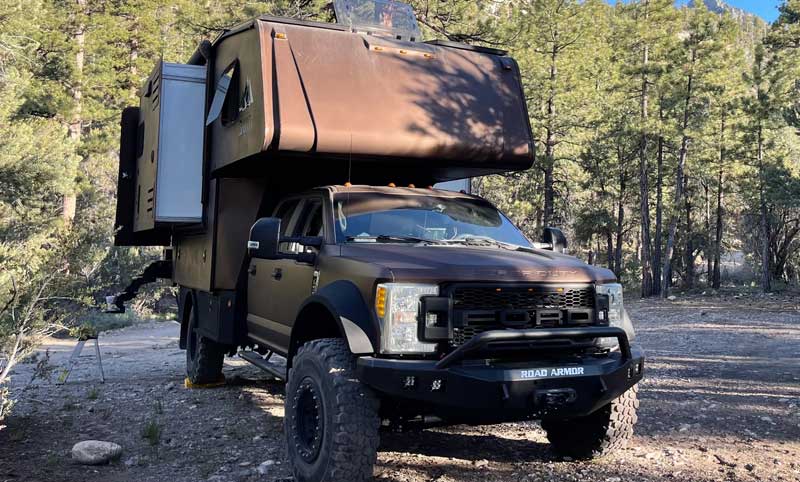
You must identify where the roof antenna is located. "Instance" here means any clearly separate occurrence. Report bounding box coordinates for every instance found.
[347,133,353,185]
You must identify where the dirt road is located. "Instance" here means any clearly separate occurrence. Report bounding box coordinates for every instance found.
[2,296,799,482]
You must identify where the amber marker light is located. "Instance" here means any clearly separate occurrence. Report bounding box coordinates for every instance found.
[344,182,352,187]
[275,32,287,39]
[373,46,384,51]
[376,287,387,318]
[424,53,435,59]
[408,184,415,188]
[388,182,396,187]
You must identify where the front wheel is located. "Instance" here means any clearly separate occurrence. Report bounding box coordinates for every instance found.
[285,338,380,482]
[542,385,639,460]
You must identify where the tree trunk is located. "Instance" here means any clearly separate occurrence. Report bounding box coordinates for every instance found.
[712,112,726,289]
[543,42,558,227]
[63,0,86,224]
[757,122,771,292]
[130,35,139,98]
[704,180,711,284]
[653,102,665,295]
[662,49,696,298]
[615,155,625,277]
[639,42,654,297]
[684,175,694,289]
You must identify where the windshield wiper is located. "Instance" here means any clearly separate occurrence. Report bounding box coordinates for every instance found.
[346,235,439,244]
[442,236,535,252]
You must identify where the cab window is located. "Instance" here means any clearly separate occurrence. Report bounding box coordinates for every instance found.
[272,199,301,253]
[297,199,324,237]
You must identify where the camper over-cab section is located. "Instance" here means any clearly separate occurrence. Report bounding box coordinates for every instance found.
[204,13,533,178]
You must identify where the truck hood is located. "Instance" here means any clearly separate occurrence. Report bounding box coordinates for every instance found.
[338,243,616,284]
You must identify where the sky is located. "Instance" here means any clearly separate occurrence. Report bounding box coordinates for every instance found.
[676,0,782,22]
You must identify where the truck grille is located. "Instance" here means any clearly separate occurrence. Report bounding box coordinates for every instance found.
[448,285,596,347]
[452,286,593,311]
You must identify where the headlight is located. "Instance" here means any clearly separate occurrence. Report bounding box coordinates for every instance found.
[596,283,635,348]
[597,283,624,326]
[375,283,438,354]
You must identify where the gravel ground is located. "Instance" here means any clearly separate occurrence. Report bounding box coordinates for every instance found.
[1,295,799,482]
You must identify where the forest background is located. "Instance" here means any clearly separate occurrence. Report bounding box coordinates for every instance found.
[1,0,799,423]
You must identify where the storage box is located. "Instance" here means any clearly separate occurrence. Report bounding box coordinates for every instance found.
[133,62,207,232]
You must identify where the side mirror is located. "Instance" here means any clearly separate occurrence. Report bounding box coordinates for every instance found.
[542,227,568,254]
[248,217,281,259]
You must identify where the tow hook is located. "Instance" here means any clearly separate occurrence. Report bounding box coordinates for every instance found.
[535,388,577,408]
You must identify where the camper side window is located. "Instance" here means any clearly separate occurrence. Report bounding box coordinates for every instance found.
[205,60,240,126]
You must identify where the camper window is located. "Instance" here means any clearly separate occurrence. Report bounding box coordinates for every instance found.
[206,60,240,126]
[333,0,421,40]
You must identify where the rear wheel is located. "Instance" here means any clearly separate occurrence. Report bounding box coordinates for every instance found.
[185,305,226,384]
[285,338,380,482]
[542,385,639,460]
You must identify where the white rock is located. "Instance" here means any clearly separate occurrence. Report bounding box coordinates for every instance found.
[667,295,677,301]
[71,440,123,465]
[257,460,275,475]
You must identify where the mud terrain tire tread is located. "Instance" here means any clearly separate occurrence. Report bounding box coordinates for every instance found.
[285,338,380,482]
[185,306,226,384]
[542,385,639,459]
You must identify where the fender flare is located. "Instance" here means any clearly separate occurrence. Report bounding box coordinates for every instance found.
[293,280,378,356]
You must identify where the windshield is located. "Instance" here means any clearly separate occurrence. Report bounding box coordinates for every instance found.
[333,193,531,247]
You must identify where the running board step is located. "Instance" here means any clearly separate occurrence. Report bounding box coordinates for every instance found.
[238,351,287,381]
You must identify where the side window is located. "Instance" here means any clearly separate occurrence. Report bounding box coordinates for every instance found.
[273,199,301,254]
[297,199,324,238]
[205,60,240,126]
[274,199,300,235]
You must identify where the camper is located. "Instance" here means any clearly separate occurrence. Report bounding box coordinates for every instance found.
[112,2,643,481]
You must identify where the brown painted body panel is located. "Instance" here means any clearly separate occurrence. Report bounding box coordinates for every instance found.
[337,244,616,286]
[173,178,265,291]
[208,18,533,178]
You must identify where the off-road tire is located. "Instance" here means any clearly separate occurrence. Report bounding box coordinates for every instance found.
[542,385,639,460]
[185,305,226,384]
[285,338,380,482]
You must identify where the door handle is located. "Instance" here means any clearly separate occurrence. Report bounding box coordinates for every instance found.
[248,265,257,276]
[272,268,283,280]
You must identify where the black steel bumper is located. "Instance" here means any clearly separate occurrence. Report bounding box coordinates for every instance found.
[356,327,644,422]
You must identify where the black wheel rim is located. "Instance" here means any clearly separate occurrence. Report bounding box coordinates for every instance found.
[291,377,325,463]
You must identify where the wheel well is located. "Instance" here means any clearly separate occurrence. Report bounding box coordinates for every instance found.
[179,290,194,350]
[288,303,343,367]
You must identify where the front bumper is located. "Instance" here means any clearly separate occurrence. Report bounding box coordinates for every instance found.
[356,328,644,423]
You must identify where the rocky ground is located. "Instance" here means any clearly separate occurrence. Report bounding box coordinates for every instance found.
[1,295,799,482]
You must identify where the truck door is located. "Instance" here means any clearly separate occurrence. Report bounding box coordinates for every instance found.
[246,196,322,355]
